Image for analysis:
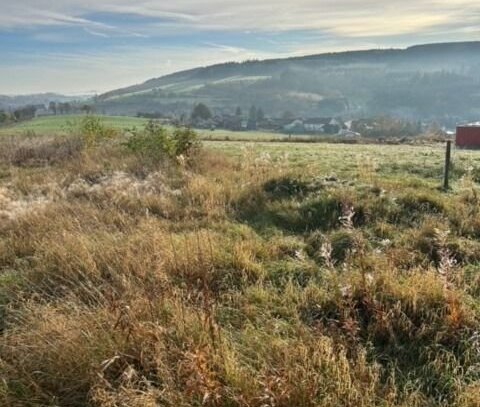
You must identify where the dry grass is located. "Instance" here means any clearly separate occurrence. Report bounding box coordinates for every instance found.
[0,132,479,406]
[0,134,83,167]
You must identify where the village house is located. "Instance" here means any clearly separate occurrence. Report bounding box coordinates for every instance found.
[338,128,361,138]
[219,114,243,131]
[283,119,305,134]
[284,117,346,135]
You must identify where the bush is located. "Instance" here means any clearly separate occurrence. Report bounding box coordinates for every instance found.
[68,115,117,148]
[124,120,199,163]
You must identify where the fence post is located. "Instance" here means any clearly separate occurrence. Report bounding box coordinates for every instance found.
[443,140,452,190]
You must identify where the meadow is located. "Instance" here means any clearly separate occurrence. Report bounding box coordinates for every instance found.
[0,120,479,406]
[0,115,149,135]
[0,115,289,141]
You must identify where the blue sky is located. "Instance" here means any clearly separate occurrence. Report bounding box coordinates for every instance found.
[1,1,479,95]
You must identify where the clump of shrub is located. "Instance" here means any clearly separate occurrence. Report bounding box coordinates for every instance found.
[68,115,117,147]
[124,120,199,164]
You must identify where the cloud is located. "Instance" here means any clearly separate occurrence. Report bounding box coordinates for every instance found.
[2,0,480,38]
[83,27,110,38]
[1,0,480,93]
[202,42,250,54]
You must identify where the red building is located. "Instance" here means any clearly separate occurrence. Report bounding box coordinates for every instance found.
[456,124,480,148]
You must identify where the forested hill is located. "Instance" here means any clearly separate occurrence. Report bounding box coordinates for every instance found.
[97,42,480,122]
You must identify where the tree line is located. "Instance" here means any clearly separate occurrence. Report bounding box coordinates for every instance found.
[0,102,95,125]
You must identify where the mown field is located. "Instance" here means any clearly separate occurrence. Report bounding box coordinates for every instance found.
[0,122,479,406]
[0,115,149,135]
[0,115,289,141]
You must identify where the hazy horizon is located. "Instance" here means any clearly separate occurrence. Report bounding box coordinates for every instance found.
[2,0,480,95]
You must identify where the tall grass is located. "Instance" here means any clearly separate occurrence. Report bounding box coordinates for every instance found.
[0,132,479,406]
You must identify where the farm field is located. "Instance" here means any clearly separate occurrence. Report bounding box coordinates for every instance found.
[0,115,149,135]
[0,124,480,406]
[0,115,290,141]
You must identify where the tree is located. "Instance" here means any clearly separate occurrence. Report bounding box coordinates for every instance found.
[256,107,265,122]
[191,103,212,121]
[248,105,257,121]
[282,111,295,121]
[63,102,72,115]
[80,104,93,115]
[58,103,73,115]
[235,107,242,117]
[247,105,257,130]
[0,111,10,124]
[48,102,57,115]
[13,105,36,121]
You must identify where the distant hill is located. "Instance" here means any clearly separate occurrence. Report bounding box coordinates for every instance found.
[0,93,90,110]
[97,42,480,123]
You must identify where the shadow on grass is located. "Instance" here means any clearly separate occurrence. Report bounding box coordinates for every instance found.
[234,176,356,234]
[234,175,450,237]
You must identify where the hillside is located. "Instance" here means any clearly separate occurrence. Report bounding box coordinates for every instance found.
[97,42,480,122]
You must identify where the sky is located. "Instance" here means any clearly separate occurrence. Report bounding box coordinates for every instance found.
[1,0,479,95]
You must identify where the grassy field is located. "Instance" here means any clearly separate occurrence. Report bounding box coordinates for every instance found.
[0,126,479,406]
[0,115,290,141]
[0,115,149,135]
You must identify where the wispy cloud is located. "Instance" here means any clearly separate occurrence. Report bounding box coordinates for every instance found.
[1,1,480,93]
[2,1,480,37]
[83,27,110,38]
[202,42,250,54]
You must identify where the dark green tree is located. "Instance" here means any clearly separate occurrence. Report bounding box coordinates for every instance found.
[191,103,212,121]
[80,104,93,115]
[248,105,257,130]
[0,111,9,124]
[48,101,57,115]
[256,107,265,122]
[13,105,36,121]
[282,110,295,121]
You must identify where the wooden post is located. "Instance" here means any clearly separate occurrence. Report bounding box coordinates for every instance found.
[443,140,452,190]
